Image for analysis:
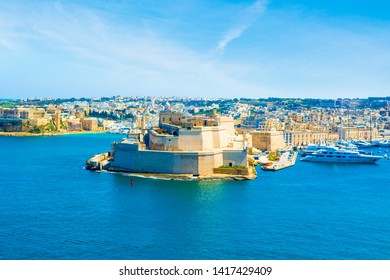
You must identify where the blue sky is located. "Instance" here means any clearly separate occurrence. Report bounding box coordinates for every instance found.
[1,0,389,99]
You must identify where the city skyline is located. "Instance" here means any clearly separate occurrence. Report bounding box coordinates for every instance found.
[1,0,390,99]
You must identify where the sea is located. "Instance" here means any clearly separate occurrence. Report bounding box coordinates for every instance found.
[0,133,389,260]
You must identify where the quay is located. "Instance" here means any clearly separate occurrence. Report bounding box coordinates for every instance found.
[261,151,298,171]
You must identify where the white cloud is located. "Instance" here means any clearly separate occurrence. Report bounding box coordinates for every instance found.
[1,1,390,99]
[0,2,269,98]
[217,0,268,55]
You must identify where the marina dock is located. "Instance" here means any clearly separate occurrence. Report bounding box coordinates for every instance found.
[261,151,298,171]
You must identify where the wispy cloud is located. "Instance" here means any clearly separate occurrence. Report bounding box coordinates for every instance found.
[0,1,267,98]
[217,0,268,55]
[1,1,390,99]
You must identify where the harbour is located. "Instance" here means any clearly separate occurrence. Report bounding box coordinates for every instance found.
[1,133,390,260]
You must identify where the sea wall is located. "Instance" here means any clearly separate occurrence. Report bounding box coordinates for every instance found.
[213,167,250,175]
[111,142,228,175]
[111,140,249,176]
[222,149,248,167]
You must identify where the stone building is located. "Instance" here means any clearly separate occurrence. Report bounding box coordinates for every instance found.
[68,119,83,131]
[83,118,98,131]
[0,108,18,118]
[338,126,378,141]
[251,130,286,151]
[284,130,339,147]
[109,112,251,177]
[0,118,22,132]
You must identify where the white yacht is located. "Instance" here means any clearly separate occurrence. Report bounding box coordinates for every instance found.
[379,139,390,147]
[301,142,335,157]
[301,146,382,164]
[352,140,372,148]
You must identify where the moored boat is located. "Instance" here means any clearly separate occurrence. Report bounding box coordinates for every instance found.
[379,139,390,147]
[301,146,382,164]
[352,140,373,149]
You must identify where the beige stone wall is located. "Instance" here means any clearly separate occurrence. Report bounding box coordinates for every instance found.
[212,127,228,149]
[159,111,183,125]
[223,149,248,167]
[83,118,98,131]
[198,151,223,175]
[29,118,49,127]
[251,131,285,151]
[339,127,377,140]
[217,116,235,135]
[213,168,249,175]
[112,142,247,176]
[285,130,339,146]
[201,128,214,150]
[149,130,179,151]
[177,128,204,151]
[149,125,231,152]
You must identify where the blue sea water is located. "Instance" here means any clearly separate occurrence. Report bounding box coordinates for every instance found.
[0,134,389,260]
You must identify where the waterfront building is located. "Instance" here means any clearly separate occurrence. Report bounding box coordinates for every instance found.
[256,117,284,131]
[67,119,83,131]
[338,126,378,141]
[18,108,46,119]
[251,130,286,151]
[284,130,339,147]
[82,117,99,131]
[0,108,18,118]
[0,118,22,132]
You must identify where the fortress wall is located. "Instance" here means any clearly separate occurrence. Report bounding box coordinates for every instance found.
[173,153,199,174]
[149,130,179,151]
[198,151,223,175]
[178,129,204,151]
[217,116,235,136]
[212,127,221,148]
[222,150,248,167]
[113,148,178,173]
[216,127,228,148]
[178,126,228,151]
[112,143,226,175]
[201,128,214,150]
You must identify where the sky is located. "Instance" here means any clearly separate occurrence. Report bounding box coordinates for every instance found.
[1,0,390,99]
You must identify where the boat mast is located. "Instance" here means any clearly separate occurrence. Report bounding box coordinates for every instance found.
[369,113,372,143]
[347,107,350,141]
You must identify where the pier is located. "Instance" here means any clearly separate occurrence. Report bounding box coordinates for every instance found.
[261,151,298,171]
